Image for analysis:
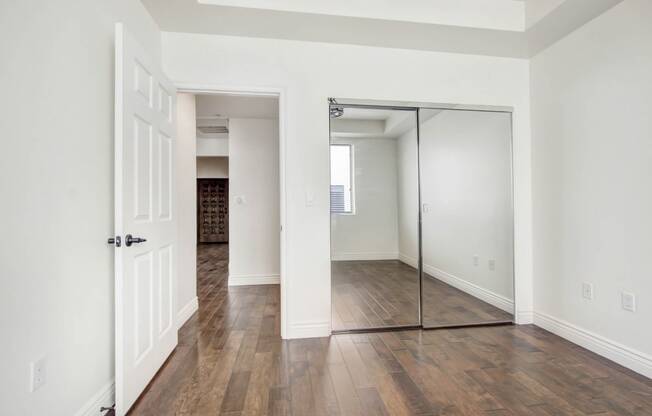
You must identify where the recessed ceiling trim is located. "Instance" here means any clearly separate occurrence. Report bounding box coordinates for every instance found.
[197,0,526,31]
[143,0,624,59]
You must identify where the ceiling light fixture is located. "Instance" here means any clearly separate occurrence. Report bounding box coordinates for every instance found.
[329,98,344,118]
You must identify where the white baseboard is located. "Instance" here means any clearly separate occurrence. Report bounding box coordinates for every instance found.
[534,311,652,379]
[74,379,114,416]
[398,252,418,269]
[177,296,198,329]
[228,273,280,286]
[516,310,534,324]
[331,252,399,261]
[286,321,330,339]
[423,264,514,313]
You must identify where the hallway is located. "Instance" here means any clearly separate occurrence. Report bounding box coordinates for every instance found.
[127,244,652,415]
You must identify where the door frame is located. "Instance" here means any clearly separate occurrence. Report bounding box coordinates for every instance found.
[176,83,288,339]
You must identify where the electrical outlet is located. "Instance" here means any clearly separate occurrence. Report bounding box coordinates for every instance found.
[473,255,479,266]
[488,259,495,271]
[582,282,594,300]
[621,292,636,312]
[29,357,47,392]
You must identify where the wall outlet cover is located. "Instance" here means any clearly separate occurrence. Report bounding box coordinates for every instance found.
[30,357,47,392]
[582,282,594,300]
[488,259,496,271]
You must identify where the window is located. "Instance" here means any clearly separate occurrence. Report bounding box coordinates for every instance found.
[330,144,354,214]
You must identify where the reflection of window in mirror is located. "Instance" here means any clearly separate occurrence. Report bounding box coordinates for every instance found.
[330,144,354,214]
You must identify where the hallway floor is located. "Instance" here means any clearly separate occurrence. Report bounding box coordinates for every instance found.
[127,244,652,415]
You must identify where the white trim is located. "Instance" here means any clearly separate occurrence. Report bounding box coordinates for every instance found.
[331,252,399,261]
[287,321,330,339]
[423,264,514,313]
[398,252,419,269]
[74,380,114,416]
[228,273,281,286]
[177,296,198,329]
[175,83,289,340]
[533,311,652,379]
[516,310,533,324]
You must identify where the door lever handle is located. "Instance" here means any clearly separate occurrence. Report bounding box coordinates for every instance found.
[125,234,147,247]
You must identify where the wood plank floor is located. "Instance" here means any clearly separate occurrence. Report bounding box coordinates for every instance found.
[127,244,652,415]
[332,260,512,331]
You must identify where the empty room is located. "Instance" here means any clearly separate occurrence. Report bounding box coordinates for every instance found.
[1,0,651,415]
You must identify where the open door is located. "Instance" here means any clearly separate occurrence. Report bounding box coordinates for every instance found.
[113,23,178,415]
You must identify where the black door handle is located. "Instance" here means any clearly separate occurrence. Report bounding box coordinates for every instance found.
[125,234,147,247]
[107,236,122,247]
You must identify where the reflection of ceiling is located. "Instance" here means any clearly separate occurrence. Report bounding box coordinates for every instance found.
[331,108,416,140]
[143,0,623,58]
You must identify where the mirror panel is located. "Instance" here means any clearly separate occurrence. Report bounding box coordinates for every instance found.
[419,108,514,327]
[330,107,420,331]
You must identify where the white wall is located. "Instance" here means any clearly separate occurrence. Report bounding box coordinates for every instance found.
[196,137,229,156]
[195,94,279,119]
[331,138,399,261]
[228,118,281,285]
[162,32,533,337]
[420,110,514,303]
[176,93,198,326]
[197,157,229,178]
[0,0,161,414]
[531,0,652,375]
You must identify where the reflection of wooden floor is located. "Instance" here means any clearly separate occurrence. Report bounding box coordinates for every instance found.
[332,260,512,331]
[332,260,420,330]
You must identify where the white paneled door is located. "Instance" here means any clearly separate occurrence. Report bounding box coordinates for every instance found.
[113,23,177,415]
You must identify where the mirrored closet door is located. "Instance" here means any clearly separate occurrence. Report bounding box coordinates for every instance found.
[330,106,420,331]
[419,108,514,327]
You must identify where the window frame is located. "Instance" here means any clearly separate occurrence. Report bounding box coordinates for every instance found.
[329,143,355,215]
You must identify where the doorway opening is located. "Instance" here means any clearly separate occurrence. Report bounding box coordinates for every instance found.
[178,87,286,338]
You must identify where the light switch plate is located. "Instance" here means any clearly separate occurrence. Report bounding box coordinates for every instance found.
[488,259,495,271]
[305,190,314,207]
[621,292,636,312]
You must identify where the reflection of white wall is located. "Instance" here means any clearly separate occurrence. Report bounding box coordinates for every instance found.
[397,129,419,266]
[331,138,399,260]
[419,110,514,305]
[228,118,280,285]
[197,156,229,178]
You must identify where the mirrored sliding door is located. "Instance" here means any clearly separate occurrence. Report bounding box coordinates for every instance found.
[419,108,514,327]
[330,105,420,331]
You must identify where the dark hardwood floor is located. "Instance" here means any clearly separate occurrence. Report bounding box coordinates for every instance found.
[332,260,512,331]
[127,244,652,415]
